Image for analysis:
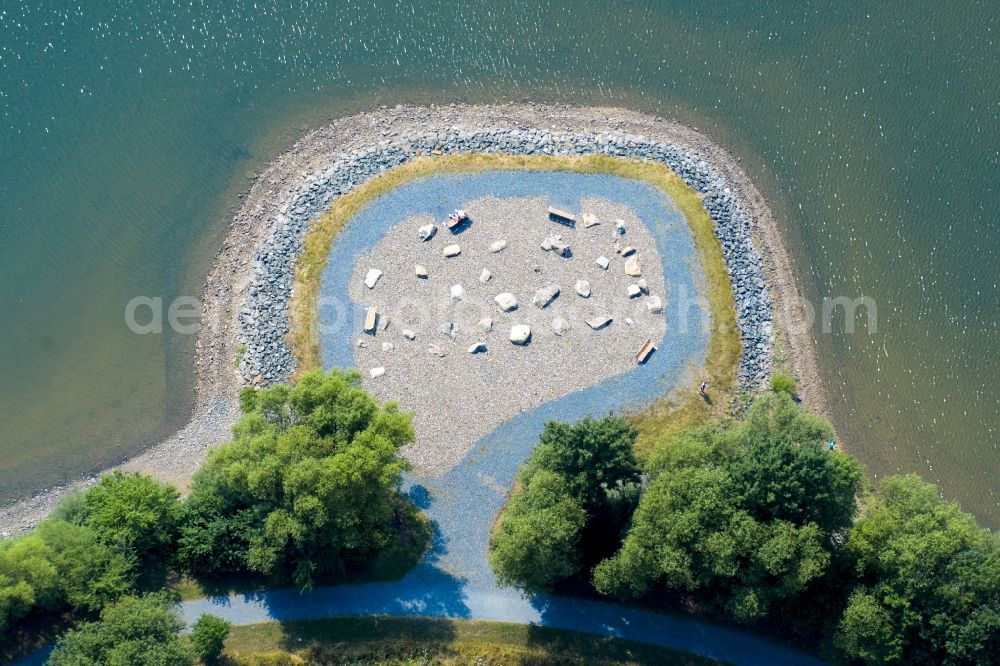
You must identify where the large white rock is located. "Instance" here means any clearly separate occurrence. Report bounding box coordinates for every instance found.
[627,284,642,298]
[364,268,383,289]
[443,244,462,257]
[468,342,487,354]
[489,239,508,253]
[402,329,417,340]
[418,224,437,241]
[509,324,531,345]
[479,268,492,284]
[646,296,664,314]
[624,255,642,276]
[586,315,613,330]
[595,256,610,270]
[581,212,600,228]
[532,284,560,308]
[495,292,518,312]
[415,264,429,278]
[369,366,386,378]
[381,342,394,352]
[478,317,494,333]
[552,317,570,336]
[450,284,465,301]
[575,280,591,298]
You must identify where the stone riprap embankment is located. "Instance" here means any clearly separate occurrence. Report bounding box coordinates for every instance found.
[239,126,773,391]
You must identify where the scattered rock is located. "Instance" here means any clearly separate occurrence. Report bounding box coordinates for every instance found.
[552,317,570,336]
[443,244,462,257]
[509,324,532,345]
[479,268,492,284]
[478,317,494,333]
[364,268,383,288]
[575,280,591,298]
[450,284,465,301]
[441,322,456,338]
[489,239,508,253]
[627,284,642,298]
[532,284,560,308]
[369,366,386,378]
[646,296,663,314]
[586,315,613,330]
[382,342,394,352]
[418,224,437,241]
[356,338,368,348]
[468,342,487,354]
[541,234,570,257]
[495,292,518,312]
[402,329,417,340]
[581,213,600,228]
[624,255,642,276]
[637,278,649,294]
[415,264,429,278]
[427,343,448,357]
[625,317,635,327]
[595,256,610,270]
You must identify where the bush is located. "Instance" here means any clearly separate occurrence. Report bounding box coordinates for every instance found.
[47,592,193,665]
[178,369,414,589]
[489,470,586,592]
[68,471,183,565]
[769,372,797,397]
[190,613,231,664]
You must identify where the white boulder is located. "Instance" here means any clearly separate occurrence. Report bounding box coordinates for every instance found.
[478,317,494,333]
[402,329,417,340]
[627,284,642,298]
[450,284,465,301]
[624,255,642,276]
[595,256,610,270]
[369,366,386,379]
[646,296,664,314]
[468,342,487,354]
[575,280,591,298]
[415,264,429,278]
[586,315,613,330]
[489,239,508,253]
[480,268,492,284]
[552,317,570,336]
[510,325,532,345]
[532,284,560,308]
[495,292,518,312]
[364,268,383,289]
[418,224,437,241]
[443,244,462,257]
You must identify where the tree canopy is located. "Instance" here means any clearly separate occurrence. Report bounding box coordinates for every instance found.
[836,474,1000,665]
[489,416,641,592]
[47,593,193,666]
[177,369,414,589]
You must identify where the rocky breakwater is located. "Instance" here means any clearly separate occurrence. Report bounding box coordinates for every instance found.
[239,128,773,391]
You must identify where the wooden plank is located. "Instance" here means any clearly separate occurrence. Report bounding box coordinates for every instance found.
[364,307,378,333]
[635,338,656,364]
[547,206,576,223]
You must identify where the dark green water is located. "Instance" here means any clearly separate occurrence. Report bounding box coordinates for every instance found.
[1,2,996,524]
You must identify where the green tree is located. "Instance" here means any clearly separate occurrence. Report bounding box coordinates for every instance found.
[0,532,60,633]
[837,474,1000,665]
[489,470,587,592]
[527,416,640,514]
[36,520,133,612]
[68,471,182,564]
[178,369,414,589]
[190,613,231,664]
[47,592,193,666]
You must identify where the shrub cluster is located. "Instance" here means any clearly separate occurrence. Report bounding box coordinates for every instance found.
[491,391,999,665]
[1,369,417,659]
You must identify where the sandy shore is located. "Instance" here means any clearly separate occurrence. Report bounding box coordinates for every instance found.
[0,104,828,535]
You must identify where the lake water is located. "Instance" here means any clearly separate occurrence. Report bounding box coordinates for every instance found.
[1,1,996,525]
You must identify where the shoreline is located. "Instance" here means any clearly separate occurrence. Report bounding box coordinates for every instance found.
[0,104,829,535]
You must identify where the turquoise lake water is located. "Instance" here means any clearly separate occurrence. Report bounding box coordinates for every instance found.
[0,2,996,525]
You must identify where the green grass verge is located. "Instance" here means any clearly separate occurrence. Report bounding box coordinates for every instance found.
[289,154,740,457]
[171,497,430,601]
[222,616,724,665]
